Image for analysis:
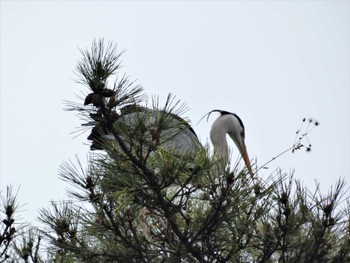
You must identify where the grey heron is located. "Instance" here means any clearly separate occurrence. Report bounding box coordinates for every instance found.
[87,106,253,177]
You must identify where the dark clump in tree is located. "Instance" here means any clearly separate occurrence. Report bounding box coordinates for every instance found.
[1,39,349,263]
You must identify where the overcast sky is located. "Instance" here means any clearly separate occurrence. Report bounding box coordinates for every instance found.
[1,1,349,225]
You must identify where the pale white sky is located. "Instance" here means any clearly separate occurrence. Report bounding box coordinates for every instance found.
[1,1,349,225]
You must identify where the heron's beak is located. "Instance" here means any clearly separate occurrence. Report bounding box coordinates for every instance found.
[239,141,254,178]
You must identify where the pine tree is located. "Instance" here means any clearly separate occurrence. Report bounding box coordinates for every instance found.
[1,39,349,262]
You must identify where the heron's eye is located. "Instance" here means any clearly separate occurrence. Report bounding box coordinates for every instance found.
[240,130,245,138]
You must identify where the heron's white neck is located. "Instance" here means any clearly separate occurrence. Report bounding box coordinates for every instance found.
[210,117,230,161]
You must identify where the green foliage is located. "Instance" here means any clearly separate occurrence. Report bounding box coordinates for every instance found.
[2,39,349,262]
[12,228,43,263]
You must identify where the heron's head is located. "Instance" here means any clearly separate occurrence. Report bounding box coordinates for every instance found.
[209,110,254,178]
